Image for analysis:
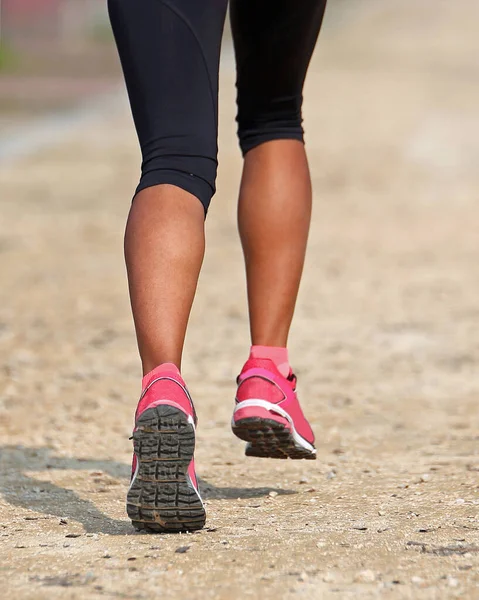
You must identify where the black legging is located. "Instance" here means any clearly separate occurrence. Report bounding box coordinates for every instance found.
[108,0,327,213]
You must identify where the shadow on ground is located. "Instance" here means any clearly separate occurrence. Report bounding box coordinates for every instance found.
[0,445,296,535]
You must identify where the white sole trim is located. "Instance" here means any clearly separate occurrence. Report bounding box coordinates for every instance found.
[233,399,316,455]
[128,455,140,493]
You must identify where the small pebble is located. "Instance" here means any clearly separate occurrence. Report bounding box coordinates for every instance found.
[447,576,459,588]
[269,491,278,498]
[411,576,424,586]
[299,478,309,484]
[322,572,335,583]
[175,546,190,554]
[419,474,430,483]
[354,569,376,583]
[297,572,308,582]
[455,498,465,505]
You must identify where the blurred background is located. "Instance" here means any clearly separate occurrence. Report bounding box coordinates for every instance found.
[0,0,117,134]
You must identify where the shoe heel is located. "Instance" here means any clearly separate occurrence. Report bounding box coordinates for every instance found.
[233,416,316,460]
[127,404,206,532]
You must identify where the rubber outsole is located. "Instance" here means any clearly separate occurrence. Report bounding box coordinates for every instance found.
[232,417,316,460]
[127,404,206,533]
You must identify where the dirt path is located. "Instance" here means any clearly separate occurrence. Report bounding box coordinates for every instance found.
[0,1,478,598]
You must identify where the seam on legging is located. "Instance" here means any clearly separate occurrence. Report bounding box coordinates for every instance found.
[141,166,215,195]
[140,144,219,167]
[141,152,217,190]
[158,0,219,125]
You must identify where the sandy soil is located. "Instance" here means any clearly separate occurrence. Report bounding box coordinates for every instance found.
[0,1,478,598]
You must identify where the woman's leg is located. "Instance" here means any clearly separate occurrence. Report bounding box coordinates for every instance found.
[109,0,228,533]
[124,187,205,373]
[230,0,327,459]
[231,0,328,349]
[238,140,312,347]
[108,0,227,374]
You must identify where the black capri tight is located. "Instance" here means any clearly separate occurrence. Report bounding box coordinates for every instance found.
[108,0,327,213]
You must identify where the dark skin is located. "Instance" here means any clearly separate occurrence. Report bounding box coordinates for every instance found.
[124,140,312,375]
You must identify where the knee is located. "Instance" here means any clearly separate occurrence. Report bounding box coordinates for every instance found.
[137,137,218,215]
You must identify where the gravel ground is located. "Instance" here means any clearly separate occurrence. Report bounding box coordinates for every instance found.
[0,1,478,598]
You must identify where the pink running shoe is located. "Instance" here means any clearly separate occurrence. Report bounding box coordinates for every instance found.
[127,363,206,532]
[232,358,316,460]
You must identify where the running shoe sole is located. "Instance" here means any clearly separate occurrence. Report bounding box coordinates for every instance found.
[232,416,316,460]
[127,404,206,533]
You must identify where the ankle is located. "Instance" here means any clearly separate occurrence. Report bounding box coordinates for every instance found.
[142,359,182,379]
[249,345,291,378]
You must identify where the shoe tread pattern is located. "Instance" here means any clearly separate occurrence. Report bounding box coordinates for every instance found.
[232,417,316,460]
[127,404,205,533]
